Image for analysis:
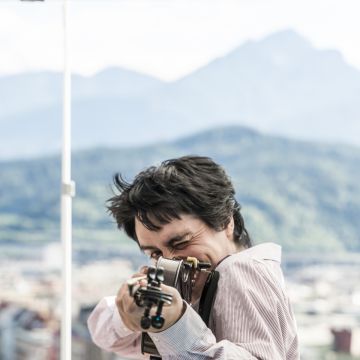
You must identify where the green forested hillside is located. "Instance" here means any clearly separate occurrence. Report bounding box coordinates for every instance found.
[1,126,359,253]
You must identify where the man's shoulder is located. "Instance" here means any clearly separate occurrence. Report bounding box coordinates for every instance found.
[215,242,286,296]
[217,242,282,270]
[217,252,270,283]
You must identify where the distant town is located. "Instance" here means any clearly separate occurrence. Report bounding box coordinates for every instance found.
[1,243,359,360]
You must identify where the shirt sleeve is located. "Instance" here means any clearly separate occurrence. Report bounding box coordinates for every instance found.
[149,258,299,360]
[149,303,257,359]
[87,296,149,359]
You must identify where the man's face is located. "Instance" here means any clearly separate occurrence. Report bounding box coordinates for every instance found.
[135,214,238,300]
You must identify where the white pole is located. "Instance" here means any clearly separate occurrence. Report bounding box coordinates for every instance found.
[61,0,74,359]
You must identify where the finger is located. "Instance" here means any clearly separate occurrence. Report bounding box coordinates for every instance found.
[128,275,147,284]
[127,276,147,297]
[131,272,147,279]
[160,284,182,302]
[128,283,141,297]
[138,265,148,274]
[139,279,147,287]
[160,283,177,293]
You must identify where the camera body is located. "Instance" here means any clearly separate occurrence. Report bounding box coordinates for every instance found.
[128,256,217,359]
[156,256,211,302]
[128,256,210,330]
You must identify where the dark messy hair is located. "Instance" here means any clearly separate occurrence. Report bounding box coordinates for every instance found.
[107,155,251,248]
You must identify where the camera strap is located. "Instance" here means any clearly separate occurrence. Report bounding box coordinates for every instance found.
[141,332,161,359]
[198,269,220,326]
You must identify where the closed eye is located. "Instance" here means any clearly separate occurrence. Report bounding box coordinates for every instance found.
[171,240,189,250]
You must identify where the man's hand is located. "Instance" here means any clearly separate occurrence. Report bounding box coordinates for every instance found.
[116,271,185,333]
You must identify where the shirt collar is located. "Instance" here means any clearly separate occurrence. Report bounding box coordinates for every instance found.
[241,242,282,263]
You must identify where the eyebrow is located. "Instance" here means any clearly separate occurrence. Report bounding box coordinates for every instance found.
[139,232,191,251]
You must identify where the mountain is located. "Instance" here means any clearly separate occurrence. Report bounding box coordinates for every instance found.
[1,126,359,254]
[0,67,163,119]
[162,30,360,138]
[1,29,360,159]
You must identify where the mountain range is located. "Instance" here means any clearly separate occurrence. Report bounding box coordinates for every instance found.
[1,126,359,253]
[1,29,360,159]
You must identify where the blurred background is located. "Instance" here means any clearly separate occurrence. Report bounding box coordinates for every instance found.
[0,0,359,359]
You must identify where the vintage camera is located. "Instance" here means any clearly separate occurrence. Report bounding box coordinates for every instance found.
[127,256,219,359]
[128,256,211,329]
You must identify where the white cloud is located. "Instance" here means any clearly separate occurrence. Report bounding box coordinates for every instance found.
[0,3,63,74]
[0,0,359,80]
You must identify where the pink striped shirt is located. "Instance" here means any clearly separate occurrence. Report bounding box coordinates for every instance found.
[88,243,299,359]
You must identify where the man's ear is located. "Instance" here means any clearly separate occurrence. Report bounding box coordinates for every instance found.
[225,217,235,240]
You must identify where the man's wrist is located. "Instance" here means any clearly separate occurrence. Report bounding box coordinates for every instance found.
[148,303,214,356]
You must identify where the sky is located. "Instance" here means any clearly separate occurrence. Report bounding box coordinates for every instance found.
[0,0,359,81]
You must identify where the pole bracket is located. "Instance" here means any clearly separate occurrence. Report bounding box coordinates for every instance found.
[62,180,76,197]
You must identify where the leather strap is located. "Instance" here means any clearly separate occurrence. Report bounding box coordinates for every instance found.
[198,270,220,326]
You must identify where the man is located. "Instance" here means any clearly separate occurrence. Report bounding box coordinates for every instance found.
[88,155,299,359]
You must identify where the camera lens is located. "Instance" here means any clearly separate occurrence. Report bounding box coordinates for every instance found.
[141,316,151,329]
[151,315,164,329]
